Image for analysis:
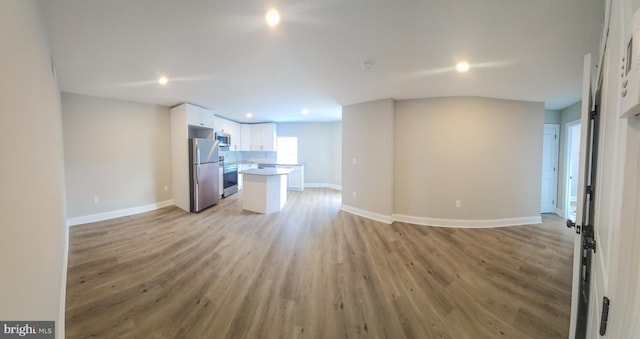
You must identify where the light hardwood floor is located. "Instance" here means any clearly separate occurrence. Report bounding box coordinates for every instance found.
[66,188,574,338]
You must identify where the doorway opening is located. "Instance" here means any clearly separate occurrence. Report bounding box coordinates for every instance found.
[565,120,581,221]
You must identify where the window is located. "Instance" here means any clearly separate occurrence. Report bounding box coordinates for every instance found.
[277,137,298,164]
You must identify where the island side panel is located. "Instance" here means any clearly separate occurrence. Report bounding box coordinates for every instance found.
[264,175,286,213]
[243,173,289,214]
[243,174,268,213]
[278,174,287,209]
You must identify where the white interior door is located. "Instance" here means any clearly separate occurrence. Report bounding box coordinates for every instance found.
[541,124,559,213]
[571,2,640,337]
[585,1,638,334]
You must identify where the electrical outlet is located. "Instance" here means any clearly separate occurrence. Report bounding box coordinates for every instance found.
[352,191,357,199]
[164,185,169,192]
[352,157,357,165]
[93,196,99,204]
[456,200,461,208]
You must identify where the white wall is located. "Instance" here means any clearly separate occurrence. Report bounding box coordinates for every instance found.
[62,93,173,220]
[341,97,544,225]
[545,109,561,124]
[342,99,394,222]
[277,122,335,185]
[393,97,544,225]
[0,0,67,335]
[330,121,342,188]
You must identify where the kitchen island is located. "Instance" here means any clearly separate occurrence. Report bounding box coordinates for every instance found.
[239,162,304,191]
[240,168,293,214]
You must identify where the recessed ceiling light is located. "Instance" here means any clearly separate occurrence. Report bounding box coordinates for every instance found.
[246,112,253,118]
[158,76,169,85]
[265,9,280,27]
[456,62,470,73]
[301,109,309,115]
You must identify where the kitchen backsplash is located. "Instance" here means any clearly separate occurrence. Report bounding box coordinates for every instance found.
[219,150,276,163]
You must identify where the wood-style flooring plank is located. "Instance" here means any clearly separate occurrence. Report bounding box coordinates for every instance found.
[66,189,573,338]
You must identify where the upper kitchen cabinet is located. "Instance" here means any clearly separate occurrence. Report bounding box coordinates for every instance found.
[213,116,223,132]
[250,123,277,151]
[214,116,242,150]
[260,123,276,151]
[172,103,213,139]
[227,121,241,151]
[185,103,214,129]
[241,124,252,151]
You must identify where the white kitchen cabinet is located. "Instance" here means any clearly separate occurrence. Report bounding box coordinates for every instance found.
[227,120,241,151]
[241,124,252,151]
[249,124,262,151]
[261,123,277,151]
[213,116,223,132]
[214,116,231,134]
[186,104,214,129]
[250,123,277,151]
[214,116,242,150]
[276,165,304,191]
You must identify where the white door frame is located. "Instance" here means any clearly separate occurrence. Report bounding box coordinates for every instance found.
[610,115,640,338]
[568,54,593,339]
[541,124,560,213]
[564,120,581,220]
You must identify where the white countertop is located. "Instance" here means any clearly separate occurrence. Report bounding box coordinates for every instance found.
[240,168,294,176]
[240,161,304,166]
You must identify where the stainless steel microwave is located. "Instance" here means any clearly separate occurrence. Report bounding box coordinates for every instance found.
[215,132,230,147]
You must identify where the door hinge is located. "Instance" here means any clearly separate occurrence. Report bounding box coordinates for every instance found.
[582,224,596,253]
[599,296,610,336]
[586,185,593,196]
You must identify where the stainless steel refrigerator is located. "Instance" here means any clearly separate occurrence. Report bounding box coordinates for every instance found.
[189,138,220,212]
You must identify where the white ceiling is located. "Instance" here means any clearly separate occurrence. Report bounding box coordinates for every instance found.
[40,0,603,123]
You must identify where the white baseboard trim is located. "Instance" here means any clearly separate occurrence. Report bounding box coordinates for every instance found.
[67,199,174,227]
[59,222,69,338]
[305,183,342,190]
[392,214,542,228]
[555,208,564,217]
[341,204,393,224]
[340,204,541,228]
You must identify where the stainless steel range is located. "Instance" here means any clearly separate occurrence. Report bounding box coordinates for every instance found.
[222,162,238,197]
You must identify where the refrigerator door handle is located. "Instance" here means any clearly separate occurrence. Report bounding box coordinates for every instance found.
[196,166,199,184]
